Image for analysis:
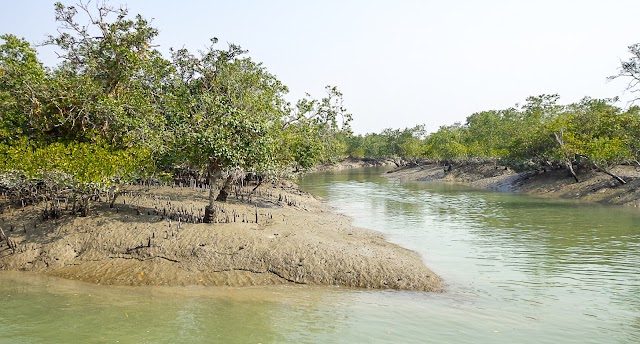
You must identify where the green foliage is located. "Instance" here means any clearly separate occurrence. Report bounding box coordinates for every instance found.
[285,126,326,169]
[464,110,511,158]
[11,0,638,211]
[346,93,640,179]
[361,133,388,157]
[0,139,151,187]
[622,106,640,163]
[0,34,46,143]
[422,124,469,160]
[0,2,177,214]
[282,86,353,169]
[1,1,355,212]
[166,40,289,178]
[346,125,426,160]
[548,98,635,166]
[0,139,152,216]
[37,2,170,149]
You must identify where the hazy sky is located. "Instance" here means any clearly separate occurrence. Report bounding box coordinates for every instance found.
[2,0,639,134]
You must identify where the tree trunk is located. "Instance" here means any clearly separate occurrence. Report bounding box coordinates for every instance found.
[553,132,579,183]
[79,196,90,217]
[250,179,263,194]
[109,187,120,208]
[593,163,627,185]
[566,161,579,183]
[216,176,234,202]
[576,154,627,185]
[204,160,223,223]
[0,227,16,254]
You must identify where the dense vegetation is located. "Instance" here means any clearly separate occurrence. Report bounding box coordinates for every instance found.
[344,56,640,184]
[2,2,639,220]
[0,2,351,219]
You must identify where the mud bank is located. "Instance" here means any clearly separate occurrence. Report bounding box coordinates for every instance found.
[313,157,396,172]
[386,162,640,207]
[0,183,442,291]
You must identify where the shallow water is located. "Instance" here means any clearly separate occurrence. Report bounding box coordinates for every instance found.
[2,167,639,343]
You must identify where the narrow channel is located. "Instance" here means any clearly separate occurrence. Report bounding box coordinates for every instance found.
[297,167,640,344]
[0,166,638,343]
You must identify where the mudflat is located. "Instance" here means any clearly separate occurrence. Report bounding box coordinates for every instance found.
[387,162,640,207]
[0,182,442,292]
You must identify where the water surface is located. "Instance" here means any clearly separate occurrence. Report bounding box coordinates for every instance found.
[1,167,639,343]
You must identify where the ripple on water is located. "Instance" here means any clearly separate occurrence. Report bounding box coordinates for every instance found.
[1,168,639,343]
[298,169,640,343]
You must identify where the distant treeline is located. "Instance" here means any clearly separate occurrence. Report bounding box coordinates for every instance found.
[344,43,640,180]
[343,98,640,184]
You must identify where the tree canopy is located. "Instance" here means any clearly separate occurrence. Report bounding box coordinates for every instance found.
[343,95,640,184]
[0,1,352,217]
[2,1,640,216]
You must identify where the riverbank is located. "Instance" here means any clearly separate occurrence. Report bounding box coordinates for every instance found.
[386,162,640,207]
[0,182,442,291]
[313,156,397,171]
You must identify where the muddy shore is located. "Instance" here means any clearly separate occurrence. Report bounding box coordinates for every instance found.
[0,181,442,291]
[313,156,396,171]
[386,162,640,207]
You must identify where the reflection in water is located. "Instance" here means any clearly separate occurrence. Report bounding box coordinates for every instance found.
[1,166,639,343]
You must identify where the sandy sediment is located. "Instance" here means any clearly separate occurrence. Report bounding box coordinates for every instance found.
[386,162,640,207]
[0,183,442,292]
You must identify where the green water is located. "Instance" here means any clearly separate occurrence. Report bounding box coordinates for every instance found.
[2,167,639,343]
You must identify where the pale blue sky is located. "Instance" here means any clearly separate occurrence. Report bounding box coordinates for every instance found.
[2,1,639,134]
